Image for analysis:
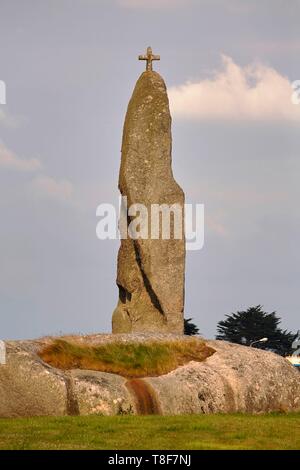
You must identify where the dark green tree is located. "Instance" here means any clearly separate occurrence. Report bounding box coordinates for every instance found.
[184,318,200,336]
[216,305,296,356]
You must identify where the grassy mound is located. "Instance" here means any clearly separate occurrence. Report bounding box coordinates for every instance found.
[39,338,215,378]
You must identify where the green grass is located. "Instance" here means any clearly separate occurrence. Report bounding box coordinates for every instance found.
[0,414,299,450]
[39,338,214,377]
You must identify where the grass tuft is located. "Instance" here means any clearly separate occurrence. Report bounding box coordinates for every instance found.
[38,338,215,378]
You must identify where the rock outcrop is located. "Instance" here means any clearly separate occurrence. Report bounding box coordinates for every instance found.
[147,340,300,414]
[0,343,67,418]
[112,71,185,334]
[0,336,299,417]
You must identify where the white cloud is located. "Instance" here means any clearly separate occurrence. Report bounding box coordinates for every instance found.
[0,142,42,172]
[206,215,229,238]
[32,175,73,202]
[0,108,20,128]
[0,109,7,124]
[117,0,188,8]
[168,55,300,121]
[0,142,74,204]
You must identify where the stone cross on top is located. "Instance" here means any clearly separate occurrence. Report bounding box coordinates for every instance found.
[138,46,160,72]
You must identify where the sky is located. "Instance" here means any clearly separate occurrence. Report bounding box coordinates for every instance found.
[0,0,299,340]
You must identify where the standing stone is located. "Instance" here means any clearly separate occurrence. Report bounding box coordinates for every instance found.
[112,48,185,334]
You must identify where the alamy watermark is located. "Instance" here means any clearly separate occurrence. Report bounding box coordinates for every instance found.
[0,80,6,105]
[0,341,6,365]
[96,197,204,251]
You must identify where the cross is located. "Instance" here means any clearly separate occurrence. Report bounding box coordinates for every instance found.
[138,46,160,72]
